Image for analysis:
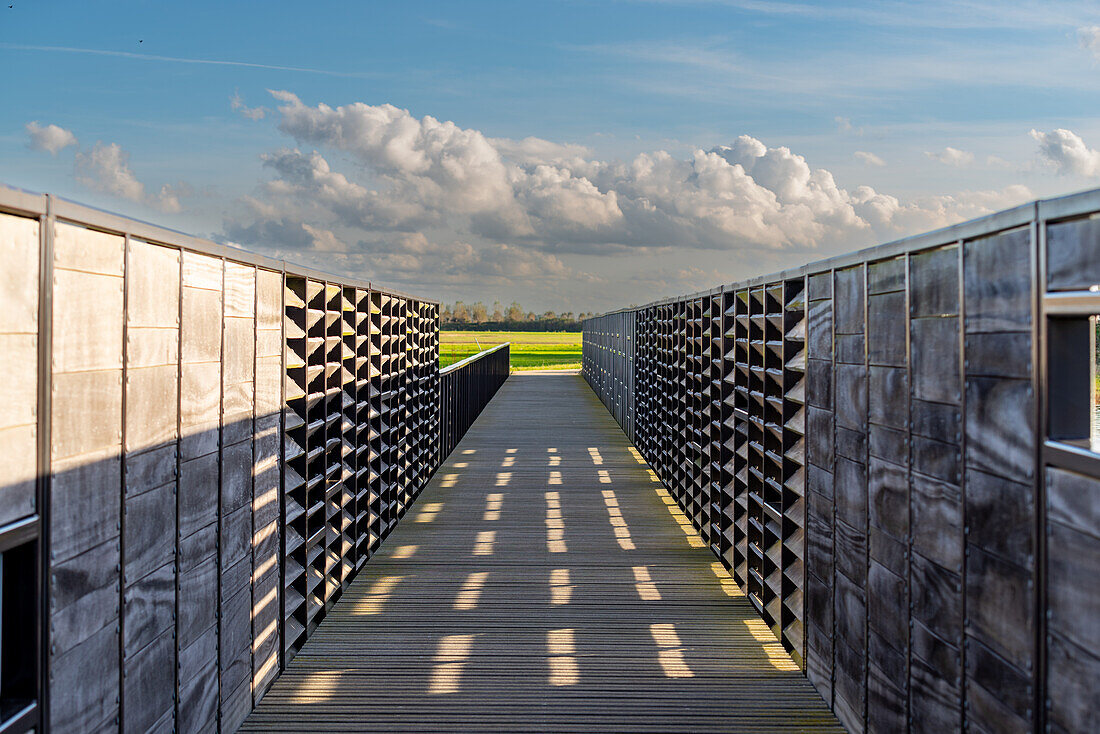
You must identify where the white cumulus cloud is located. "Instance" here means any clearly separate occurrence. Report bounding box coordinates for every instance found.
[1030,128,1100,176]
[224,91,1037,300]
[25,121,78,155]
[75,142,185,213]
[231,90,267,120]
[854,151,886,167]
[925,147,975,167]
[1078,25,1100,61]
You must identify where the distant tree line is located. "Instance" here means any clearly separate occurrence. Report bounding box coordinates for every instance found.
[442,300,593,331]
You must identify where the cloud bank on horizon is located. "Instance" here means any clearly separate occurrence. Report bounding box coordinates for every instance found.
[26,90,1099,305]
[208,90,1058,297]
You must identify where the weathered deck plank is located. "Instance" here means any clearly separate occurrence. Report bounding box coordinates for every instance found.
[242,373,843,733]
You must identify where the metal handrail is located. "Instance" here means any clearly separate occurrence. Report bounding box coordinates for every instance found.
[440,341,510,375]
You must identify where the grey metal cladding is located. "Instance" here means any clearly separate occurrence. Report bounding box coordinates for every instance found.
[1045,465,1100,542]
[807,272,832,301]
[910,472,963,572]
[965,637,1033,733]
[909,624,961,732]
[835,425,867,462]
[123,559,174,659]
[806,406,834,467]
[910,316,961,404]
[1046,518,1100,655]
[833,518,866,583]
[833,266,865,335]
[220,586,252,698]
[964,227,1032,333]
[835,363,867,431]
[965,376,1034,481]
[49,622,120,732]
[911,398,960,441]
[221,438,254,513]
[910,245,959,317]
[868,423,906,463]
[911,434,961,483]
[867,456,908,540]
[964,331,1031,379]
[866,560,907,648]
[123,479,176,584]
[124,441,177,497]
[869,524,907,577]
[177,640,218,734]
[834,456,867,530]
[177,558,216,649]
[867,256,905,295]
[122,630,174,734]
[806,357,833,410]
[867,659,908,733]
[966,468,1034,568]
[807,300,833,359]
[1046,632,1100,734]
[965,545,1033,672]
[834,333,865,365]
[220,504,251,572]
[832,638,864,733]
[909,551,962,646]
[805,620,834,703]
[49,537,119,616]
[1046,214,1100,291]
[867,366,908,429]
[833,571,866,651]
[49,457,122,562]
[178,453,219,539]
[867,291,906,366]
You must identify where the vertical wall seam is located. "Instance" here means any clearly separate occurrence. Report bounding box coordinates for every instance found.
[118,231,130,732]
[862,261,870,731]
[174,244,184,728]
[216,256,225,730]
[957,239,968,734]
[277,266,286,678]
[1033,203,1047,734]
[830,267,838,709]
[37,196,55,733]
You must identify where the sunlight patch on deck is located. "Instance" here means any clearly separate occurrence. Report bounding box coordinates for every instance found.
[429,634,475,694]
[550,568,572,605]
[548,628,579,686]
[650,623,694,678]
[354,575,403,615]
[454,571,490,610]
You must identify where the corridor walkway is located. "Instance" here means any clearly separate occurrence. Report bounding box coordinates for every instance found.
[242,373,842,733]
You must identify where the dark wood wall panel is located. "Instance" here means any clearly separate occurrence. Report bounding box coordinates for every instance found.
[583,193,1100,733]
[8,196,446,734]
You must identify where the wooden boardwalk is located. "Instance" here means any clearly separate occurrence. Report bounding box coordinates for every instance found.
[242,373,843,733]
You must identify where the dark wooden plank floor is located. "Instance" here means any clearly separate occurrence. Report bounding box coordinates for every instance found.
[242,373,843,733]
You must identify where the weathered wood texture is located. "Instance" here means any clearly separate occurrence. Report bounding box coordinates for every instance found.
[0,212,39,527]
[49,221,124,732]
[243,374,842,733]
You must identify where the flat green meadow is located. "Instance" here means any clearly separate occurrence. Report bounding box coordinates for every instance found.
[440,331,582,371]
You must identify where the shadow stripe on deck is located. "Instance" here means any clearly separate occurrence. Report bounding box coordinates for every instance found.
[242,373,843,733]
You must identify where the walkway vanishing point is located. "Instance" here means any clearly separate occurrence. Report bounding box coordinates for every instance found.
[241,373,842,733]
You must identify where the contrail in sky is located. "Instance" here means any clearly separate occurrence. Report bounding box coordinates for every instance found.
[0,43,376,78]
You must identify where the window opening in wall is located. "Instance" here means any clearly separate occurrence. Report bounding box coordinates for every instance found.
[1047,309,1100,454]
[0,538,37,729]
[1093,314,1099,452]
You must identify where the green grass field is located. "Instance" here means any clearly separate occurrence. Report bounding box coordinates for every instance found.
[441,331,581,371]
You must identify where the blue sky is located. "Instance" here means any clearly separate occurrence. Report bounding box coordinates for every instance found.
[4,1,1100,311]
